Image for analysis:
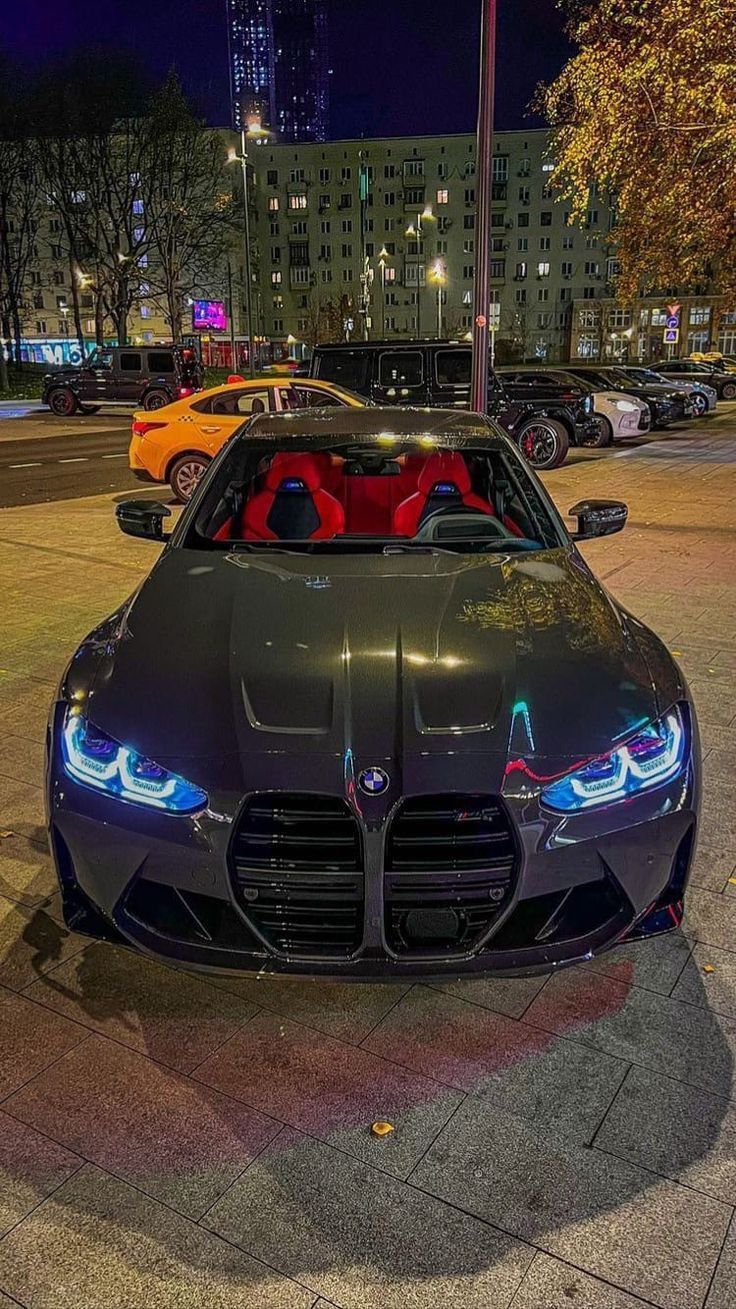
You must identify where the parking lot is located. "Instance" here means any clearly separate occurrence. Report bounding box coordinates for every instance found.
[1,409,735,1308]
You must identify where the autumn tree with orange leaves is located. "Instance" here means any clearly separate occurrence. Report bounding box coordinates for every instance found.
[541,0,736,302]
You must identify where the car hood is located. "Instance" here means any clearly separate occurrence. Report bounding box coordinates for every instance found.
[598,392,648,411]
[80,546,666,775]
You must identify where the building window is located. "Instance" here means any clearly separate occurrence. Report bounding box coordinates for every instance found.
[35,319,47,333]
[537,312,553,328]
[463,215,475,230]
[689,305,711,325]
[273,294,283,309]
[341,243,352,258]
[341,218,353,233]
[541,185,553,201]
[273,317,283,332]
[384,192,395,206]
[463,239,474,254]
[491,237,505,252]
[538,288,549,302]
[339,193,353,209]
[562,235,574,250]
[688,329,709,352]
[515,289,526,304]
[436,188,449,205]
[319,167,331,183]
[517,237,528,252]
[515,262,527,279]
[340,166,351,182]
[490,260,505,278]
[540,211,552,226]
[463,265,474,280]
[492,155,509,182]
[320,269,332,283]
[140,306,151,318]
[405,187,424,205]
[465,188,475,205]
[290,242,309,267]
[384,266,396,283]
[268,196,279,212]
[586,209,599,226]
[491,212,504,228]
[518,186,530,203]
[271,245,281,262]
[404,158,425,176]
[271,270,282,285]
[608,309,632,328]
[289,168,306,183]
[584,261,600,277]
[384,164,395,179]
[320,219,331,234]
[517,212,529,228]
[539,236,551,251]
[289,193,307,210]
[582,287,596,299]
[291,267,310,285]
[319,244,331,259]
[561,261,573,277]
[267,169,278,185]
[291,220,307,235]
[537,261,550,277]
[342,268,352,282]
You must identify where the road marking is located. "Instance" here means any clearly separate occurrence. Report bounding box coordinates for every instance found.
[57,457,88,463]
[8,462,42,468]
[102,453,128,459]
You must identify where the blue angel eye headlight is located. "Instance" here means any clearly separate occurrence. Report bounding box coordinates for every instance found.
[541,708,687,812]
[61,711,207,814]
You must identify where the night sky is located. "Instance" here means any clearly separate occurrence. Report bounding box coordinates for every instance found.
[5,0,572,136]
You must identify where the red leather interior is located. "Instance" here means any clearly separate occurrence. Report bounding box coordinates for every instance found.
[393,452,494,537]
[241,452,346,540]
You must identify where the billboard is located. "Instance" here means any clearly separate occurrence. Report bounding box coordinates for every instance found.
[192,300,227,332]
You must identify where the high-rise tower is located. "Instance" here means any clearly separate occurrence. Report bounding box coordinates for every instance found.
[226,0,329,141]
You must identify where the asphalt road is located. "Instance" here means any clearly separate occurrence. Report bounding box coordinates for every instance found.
[0,420,137,507]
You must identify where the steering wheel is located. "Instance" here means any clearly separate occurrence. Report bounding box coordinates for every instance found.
[414,508,512,542]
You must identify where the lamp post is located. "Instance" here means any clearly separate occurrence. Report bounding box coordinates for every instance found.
[404,204,434,340]
[227,122,270,379]
[470,0,498,412]
[429,258,447,339]
[377,245,391,337]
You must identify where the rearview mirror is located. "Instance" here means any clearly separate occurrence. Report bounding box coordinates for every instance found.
[568,499,627,541]
[116,500,171,541]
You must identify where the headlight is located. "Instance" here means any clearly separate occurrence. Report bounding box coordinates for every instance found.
[615,400,638,413]
[582,394,593,413]
[541,708,687,812]
[61,711,208,814]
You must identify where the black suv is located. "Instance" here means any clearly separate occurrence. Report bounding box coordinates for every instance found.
[42,345,204,416]
[310,341,602,468]
[655,359,736,400]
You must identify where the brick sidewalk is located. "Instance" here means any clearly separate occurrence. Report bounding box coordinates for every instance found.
[0,420,735,1308]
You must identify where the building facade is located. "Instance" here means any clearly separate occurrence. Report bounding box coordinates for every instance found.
[569,295,736,363]
[227,0,329,140]
[248,128,614,361]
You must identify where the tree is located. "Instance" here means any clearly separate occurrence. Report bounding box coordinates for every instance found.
[541,0,736,301]
[141,73,235,342]
[0,57,42,374]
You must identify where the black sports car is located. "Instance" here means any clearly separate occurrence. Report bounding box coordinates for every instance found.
[47,407,700,979]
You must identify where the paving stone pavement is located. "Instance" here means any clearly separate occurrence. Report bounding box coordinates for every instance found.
[0,416,736,1307]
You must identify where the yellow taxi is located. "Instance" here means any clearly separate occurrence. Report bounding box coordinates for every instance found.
[129,375,364,501]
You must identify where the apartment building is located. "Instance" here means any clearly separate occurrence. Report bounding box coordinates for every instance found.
[248,128,612,361]
[569,295,736,362]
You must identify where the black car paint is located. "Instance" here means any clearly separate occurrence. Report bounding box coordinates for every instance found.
[562,366,690,428]
[46,408,700,979]
[655,360,736,400]
[310,341,602,450]
[42,345,203,411]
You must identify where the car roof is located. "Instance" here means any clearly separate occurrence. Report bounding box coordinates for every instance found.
[313,339,471,350]
[245,405,496,443]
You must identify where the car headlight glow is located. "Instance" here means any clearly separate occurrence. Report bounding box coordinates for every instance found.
[615,400,638,413]
[61,711,207,813]
[540,708,687,812]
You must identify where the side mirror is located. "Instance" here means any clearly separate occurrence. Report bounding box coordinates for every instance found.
[568,499,628,541]
[116,500,171,541]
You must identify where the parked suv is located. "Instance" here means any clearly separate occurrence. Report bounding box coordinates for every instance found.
[655,359,736,400]
[42,345,204,416]
[311,341,603,468]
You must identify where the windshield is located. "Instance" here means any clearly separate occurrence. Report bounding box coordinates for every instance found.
[183,434,564,554]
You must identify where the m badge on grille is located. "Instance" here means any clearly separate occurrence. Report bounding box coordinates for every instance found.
[358,767,390,796]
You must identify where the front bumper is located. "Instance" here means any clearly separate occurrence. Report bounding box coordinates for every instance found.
[47,703,700,981]
[574,415,604,446]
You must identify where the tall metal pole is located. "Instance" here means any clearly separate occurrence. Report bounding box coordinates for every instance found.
[416,219,422,339]
[240,129,257,378]
[470,0,497,413]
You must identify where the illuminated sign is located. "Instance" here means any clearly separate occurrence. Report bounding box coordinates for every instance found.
[192,300,227,332]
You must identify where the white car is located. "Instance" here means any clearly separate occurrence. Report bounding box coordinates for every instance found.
[517,370,651,444]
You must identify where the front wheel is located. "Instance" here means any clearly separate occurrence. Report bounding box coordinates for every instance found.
[720,381,736,400]
[518,418,569,470]
[169,453,211,503]
[79,405,101,416]
[48,387,78,417]
[690,392,708,417]
[580,415,612,448]
[143,389,170,411]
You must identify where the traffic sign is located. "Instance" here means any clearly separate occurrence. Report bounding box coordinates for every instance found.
[663,327,679,345]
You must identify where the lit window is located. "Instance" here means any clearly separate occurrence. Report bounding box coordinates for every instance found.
[436,188,449,205]
[289,193,307,210]
[268,196,279,211]
[537,262,550,277]
[271,270,282,285]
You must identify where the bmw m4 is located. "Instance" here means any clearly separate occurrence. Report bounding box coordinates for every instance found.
[46,407,700,978]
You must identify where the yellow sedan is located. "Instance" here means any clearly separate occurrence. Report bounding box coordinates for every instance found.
[129,376,364,501]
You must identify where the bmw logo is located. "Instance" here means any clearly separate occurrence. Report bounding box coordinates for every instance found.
[358,767,390,796]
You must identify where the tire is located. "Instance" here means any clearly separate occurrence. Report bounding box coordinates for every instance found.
[143,389,171,411]
[517,418,569,470]
[79,405,101,416]
[48,387,78,417]
[168,452,211,503]
[690,392,708,418]
[720,381,736,400]
[580,415,612,448]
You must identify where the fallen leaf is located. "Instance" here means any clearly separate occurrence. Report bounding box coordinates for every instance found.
[703,964,716,974]
[671,650,682,657]
[0,830,14,840]
[371,1120,394,1138]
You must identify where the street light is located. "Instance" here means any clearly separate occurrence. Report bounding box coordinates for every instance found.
[227,121,272,378]
[404,203,435,339]
[377,245,391,337]
[428,258,447,339]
